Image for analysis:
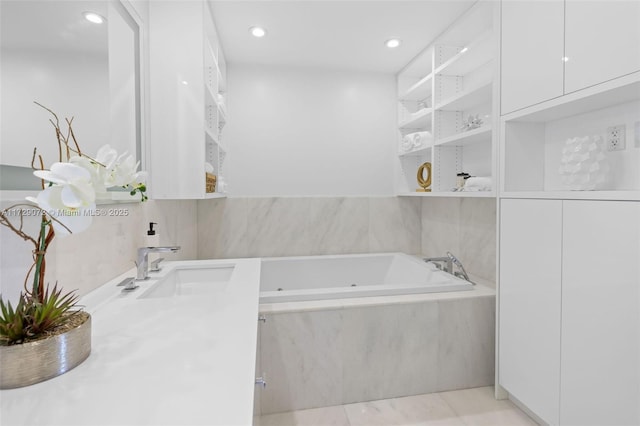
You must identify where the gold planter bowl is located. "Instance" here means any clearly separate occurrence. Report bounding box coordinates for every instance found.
[0,313,91,389]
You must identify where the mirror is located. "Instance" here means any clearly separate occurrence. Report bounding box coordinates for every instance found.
[0,0,142,196]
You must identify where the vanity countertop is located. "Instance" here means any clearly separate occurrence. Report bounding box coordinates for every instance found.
[0,258,261,426]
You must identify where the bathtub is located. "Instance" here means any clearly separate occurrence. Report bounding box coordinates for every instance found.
[259,252,473,303]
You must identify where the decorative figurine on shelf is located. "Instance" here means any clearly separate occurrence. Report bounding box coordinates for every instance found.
[416,162,432,192]
[559,135,610,190]
[462,114,483,131]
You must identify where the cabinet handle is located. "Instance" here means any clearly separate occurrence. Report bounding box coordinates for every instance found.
[255,377,267,388]
[258,315,267,323]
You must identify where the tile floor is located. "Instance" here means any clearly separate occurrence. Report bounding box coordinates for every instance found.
[255,386,538,426]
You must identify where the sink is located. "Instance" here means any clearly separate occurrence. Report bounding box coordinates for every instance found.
[139,266,234,299]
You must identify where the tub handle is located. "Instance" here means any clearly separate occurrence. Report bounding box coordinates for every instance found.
[258,315,267,323]
[255,377,267,388]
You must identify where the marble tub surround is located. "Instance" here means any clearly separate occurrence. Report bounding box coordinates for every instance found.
[0,199,197,302]
[421,197,496,285]
[196,196,494,284]
[197,197,421,259]
[257,287,496,415]
[0,258,261,426]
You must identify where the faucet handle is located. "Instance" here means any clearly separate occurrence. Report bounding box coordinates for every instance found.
[150,257,165,272]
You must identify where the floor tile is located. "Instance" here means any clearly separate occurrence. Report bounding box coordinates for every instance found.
[344,393,465,426]
[256,405,351,426]
[439,387,538,426]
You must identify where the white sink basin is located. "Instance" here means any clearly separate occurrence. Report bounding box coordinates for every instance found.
[139,266,234,299]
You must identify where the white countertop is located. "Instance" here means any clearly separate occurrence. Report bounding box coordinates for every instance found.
[0,258,261,426]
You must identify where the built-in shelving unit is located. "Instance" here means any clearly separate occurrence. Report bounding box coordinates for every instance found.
[395,0,497,197]
[149,0,228,199]
[500,73,640,201]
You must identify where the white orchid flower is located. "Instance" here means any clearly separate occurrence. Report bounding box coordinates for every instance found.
[34,163,96,207]
[29,162,97,236]
[104,152,146,188]
[27,188,95,236]
[69,155,107,195]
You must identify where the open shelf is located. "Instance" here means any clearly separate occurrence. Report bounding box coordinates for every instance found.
[395,1,496,198]
[435,31,494,77]
[399,108,432,130]
[435,126,492,147]
[399,145,432,157]
[400,74,433,101]
[399,191,495,198]
[435,81,492,112]
[204,192,227,199]
[500,191,640,201]
[502,73,640,122]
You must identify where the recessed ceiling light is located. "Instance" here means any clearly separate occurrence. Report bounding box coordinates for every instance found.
[83,12,105,24]
[250,26,267,38]
[460,47,469,54]
[385,38,401,49]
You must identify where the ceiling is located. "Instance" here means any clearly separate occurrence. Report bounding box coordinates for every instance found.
[0,1,108,54]
[208,0,475,74]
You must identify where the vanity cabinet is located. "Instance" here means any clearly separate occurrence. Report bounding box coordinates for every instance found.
[148,0,227,199]
[500,0,640,115]
[499,198,640,425]
[395,0,498,197]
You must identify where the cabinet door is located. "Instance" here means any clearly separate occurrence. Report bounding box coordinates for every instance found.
[499,199,562,425]
[565,1,640,93]
[500,0,564,115]
[561,201,640,425]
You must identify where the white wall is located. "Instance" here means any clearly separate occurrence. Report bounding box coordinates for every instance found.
[224,64,396,196]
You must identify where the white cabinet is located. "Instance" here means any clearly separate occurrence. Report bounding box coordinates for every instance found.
[500,0,640,115]
[560,200,640,426]
[396,0,497,197]
[149,0,227,199]
[499,199,640,425]
[565,1,640,94]
[500,0,564,115]
[499,198,562,425]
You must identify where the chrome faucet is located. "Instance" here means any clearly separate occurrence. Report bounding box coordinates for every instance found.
[424,252,473,284]
[423,255,453,274]
[136,246,180,280]
[446,251,472,283]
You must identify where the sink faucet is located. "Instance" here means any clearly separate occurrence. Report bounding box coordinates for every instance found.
[136,246,180,280]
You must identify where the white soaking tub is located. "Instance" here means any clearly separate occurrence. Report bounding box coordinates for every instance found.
[259,252,473,303]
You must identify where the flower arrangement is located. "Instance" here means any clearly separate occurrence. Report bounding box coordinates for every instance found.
[0,103,147,345]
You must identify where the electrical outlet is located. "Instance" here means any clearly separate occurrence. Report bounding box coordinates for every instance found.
[607,124,626,151]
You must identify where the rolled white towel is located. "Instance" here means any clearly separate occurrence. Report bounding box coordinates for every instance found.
[400,135,414,153]
[205,162,215,174]
[406,131,433,148]
[463,176,492,191]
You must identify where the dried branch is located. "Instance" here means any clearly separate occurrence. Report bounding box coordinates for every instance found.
[66,117,82,157]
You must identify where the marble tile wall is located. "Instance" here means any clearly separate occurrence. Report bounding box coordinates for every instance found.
[258,295,495,414]
[197,197,422,259]
[422,197,497,284]
[197,196,497,284]
[0,199,197,302]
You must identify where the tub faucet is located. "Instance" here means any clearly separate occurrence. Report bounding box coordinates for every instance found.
[446,251,473,283]
[136,246,180,280]
[424,256,453,274]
